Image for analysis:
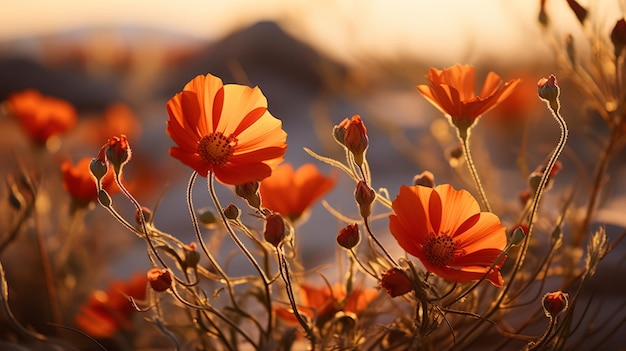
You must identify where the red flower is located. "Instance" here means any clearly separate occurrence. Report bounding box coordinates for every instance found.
[380,267,414,297]
[6,89,77,145]
[389,184,507,286]
[416,64,520,135]
[61,157,116,206]
[259,163,336,221]
[166,73,287,185]
[75,274,147,338]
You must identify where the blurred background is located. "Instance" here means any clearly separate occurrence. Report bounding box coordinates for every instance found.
[1,0,626,349]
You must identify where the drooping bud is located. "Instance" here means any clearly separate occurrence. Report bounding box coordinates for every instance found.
[223,203,241,220]
[542,291,569,318]
[510,225,527,246]
[105,135,131,175]
[337,223,360,249]
[566,0,587,24]
[235,181,261,209]
[98,189,112,207]
[380,267,413,298]
[182,242,201,270]
[334,115,369,166]
[611,19,626,58]
[89,151,109,187]
[537,75,559,103]
[413,171,435,188]
[263,213,288,247]
[197,207,217,227]
[147,268,172,292]
[354,181,376,218]
[538,0,549,26]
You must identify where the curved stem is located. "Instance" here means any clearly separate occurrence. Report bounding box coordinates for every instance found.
[459,130,492,212]
[277,249,317,349]
[186,172,238,307]
[207,173,273,341]
[364,218,397,267]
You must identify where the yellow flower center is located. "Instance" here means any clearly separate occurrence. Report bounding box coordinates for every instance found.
[197,132,237,167]
[423,232,461,267]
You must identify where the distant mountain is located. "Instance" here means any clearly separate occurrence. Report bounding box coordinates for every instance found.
[162,21,347,117]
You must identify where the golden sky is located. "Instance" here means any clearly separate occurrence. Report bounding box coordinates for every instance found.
[0,0,621,64]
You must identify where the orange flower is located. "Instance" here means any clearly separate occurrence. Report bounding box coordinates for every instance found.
[416,64,519,135]
[275,284,377,327]
[259,163,336,221]
[61,157,115,207]
[389,184,507,286]
[6,89,77,144]
[166,73,287,185]
[75,273,147,338]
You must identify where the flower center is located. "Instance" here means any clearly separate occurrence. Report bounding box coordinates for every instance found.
[197,132,237,167]
[423,232,461,267]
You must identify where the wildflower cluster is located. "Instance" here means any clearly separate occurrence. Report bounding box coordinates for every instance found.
[1,2,625,350]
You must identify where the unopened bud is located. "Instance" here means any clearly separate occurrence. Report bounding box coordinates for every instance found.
[537,75,559,103]
[235,181,261,209]
[337,223,360,249]
[147,268,172,292]
[98,189,111,207]
[538,0,549,26]
[334,115,368,166]
[89,157,109,185]
[105,135,131,175]
[542,291,569,318]
[611,19,626,58]
[197,207,217,226]
[413,171,435,188]
[223,203,240,220]
[566,0,587,24]
[380,267,413,298]
[264,213,288,247]
[355,181,376,218]
[510,225,527,246]
[182,242,200,269]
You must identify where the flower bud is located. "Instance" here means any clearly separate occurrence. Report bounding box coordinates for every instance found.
[264,213,288,247]
[147,268,172,292]
[182,242,201,269]
[566,0,587,24]
[98,189,112,207]
[380,267,413,298]
[223,203,240,220]
[197,207,217,226]
[235,181,261,209]
[538,0,549,26]
[611,19,626,58]
[335,115,368,166]
[510,225,527,246]
[542,291,569,318]
[355,181,376,218]
[537,75,559,103]
[337,223,360,249]
[413,171,435,188]
[89,157,109,186]
[105,135,131,175]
